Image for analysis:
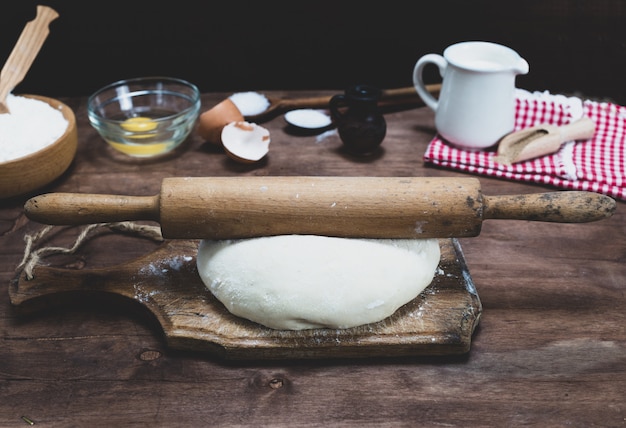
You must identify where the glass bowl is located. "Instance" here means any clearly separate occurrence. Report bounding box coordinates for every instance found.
[87,77,201,157]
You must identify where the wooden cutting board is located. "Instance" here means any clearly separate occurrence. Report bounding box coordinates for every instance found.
[9,238,481,360]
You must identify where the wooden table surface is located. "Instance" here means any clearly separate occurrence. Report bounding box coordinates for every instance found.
[1,91,624,427]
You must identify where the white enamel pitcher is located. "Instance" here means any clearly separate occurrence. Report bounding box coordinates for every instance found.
[413,41,529,149]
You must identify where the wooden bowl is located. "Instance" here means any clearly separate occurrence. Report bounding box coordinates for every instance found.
[0,95,77,199]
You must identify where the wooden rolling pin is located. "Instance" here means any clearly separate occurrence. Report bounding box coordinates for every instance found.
[24,176,616,239]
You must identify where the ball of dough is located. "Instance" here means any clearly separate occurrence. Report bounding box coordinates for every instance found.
[196,235,440,330]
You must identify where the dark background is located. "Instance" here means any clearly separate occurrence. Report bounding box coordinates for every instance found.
[2,0,626,103]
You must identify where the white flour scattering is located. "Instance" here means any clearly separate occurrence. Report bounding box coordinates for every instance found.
[229,91,270,116]
[0,94,68,162]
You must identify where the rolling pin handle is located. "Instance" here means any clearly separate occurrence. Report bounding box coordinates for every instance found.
[24,193,161,225]
[483,191,616,223]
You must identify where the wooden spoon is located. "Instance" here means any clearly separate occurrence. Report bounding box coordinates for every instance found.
[0,5,59,114]
[495,116,596,165]
[243,83,441,122]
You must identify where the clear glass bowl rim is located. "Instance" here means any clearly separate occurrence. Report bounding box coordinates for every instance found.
[87,76,201,124]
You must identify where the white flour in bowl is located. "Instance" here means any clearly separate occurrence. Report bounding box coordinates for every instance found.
[0,94,68,162]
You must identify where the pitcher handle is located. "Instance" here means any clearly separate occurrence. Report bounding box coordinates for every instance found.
[413,53,447,111]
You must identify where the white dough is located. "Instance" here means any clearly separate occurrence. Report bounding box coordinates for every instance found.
[196,235,440,330]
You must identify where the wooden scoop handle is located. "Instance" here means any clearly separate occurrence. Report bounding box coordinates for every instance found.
[275,86,431,109]
[558,116,596,142]
[246,84,441,122]
[24,177,615,239]
[0,6,59,113]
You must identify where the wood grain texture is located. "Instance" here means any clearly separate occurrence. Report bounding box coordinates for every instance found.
[23,176,615,238]
[0,90,624,427]
[10,238,481,359]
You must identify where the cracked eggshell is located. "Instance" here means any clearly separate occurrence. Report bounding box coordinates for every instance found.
[221,121,270,163]
[197,98,244,145]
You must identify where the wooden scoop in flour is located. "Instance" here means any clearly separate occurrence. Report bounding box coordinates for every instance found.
[24,176,615,239]
[0,5,59,114]
[495,117,596,164]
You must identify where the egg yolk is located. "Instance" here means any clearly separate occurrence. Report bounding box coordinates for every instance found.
[121,116,158,132]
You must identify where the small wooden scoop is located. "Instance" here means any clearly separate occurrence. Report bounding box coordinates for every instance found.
[0,5,59,114]
[243,84,441,122]
[495,116,596,164]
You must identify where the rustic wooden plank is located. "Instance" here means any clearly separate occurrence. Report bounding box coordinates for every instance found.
[1,88,624,427]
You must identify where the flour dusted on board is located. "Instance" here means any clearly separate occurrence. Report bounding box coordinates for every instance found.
[0,94,68,162]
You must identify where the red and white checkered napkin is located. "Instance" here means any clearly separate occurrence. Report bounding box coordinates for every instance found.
[424,89,626,201]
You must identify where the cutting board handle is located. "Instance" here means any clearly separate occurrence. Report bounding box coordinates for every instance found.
[10,240,198,314]
[9,239,481,359]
